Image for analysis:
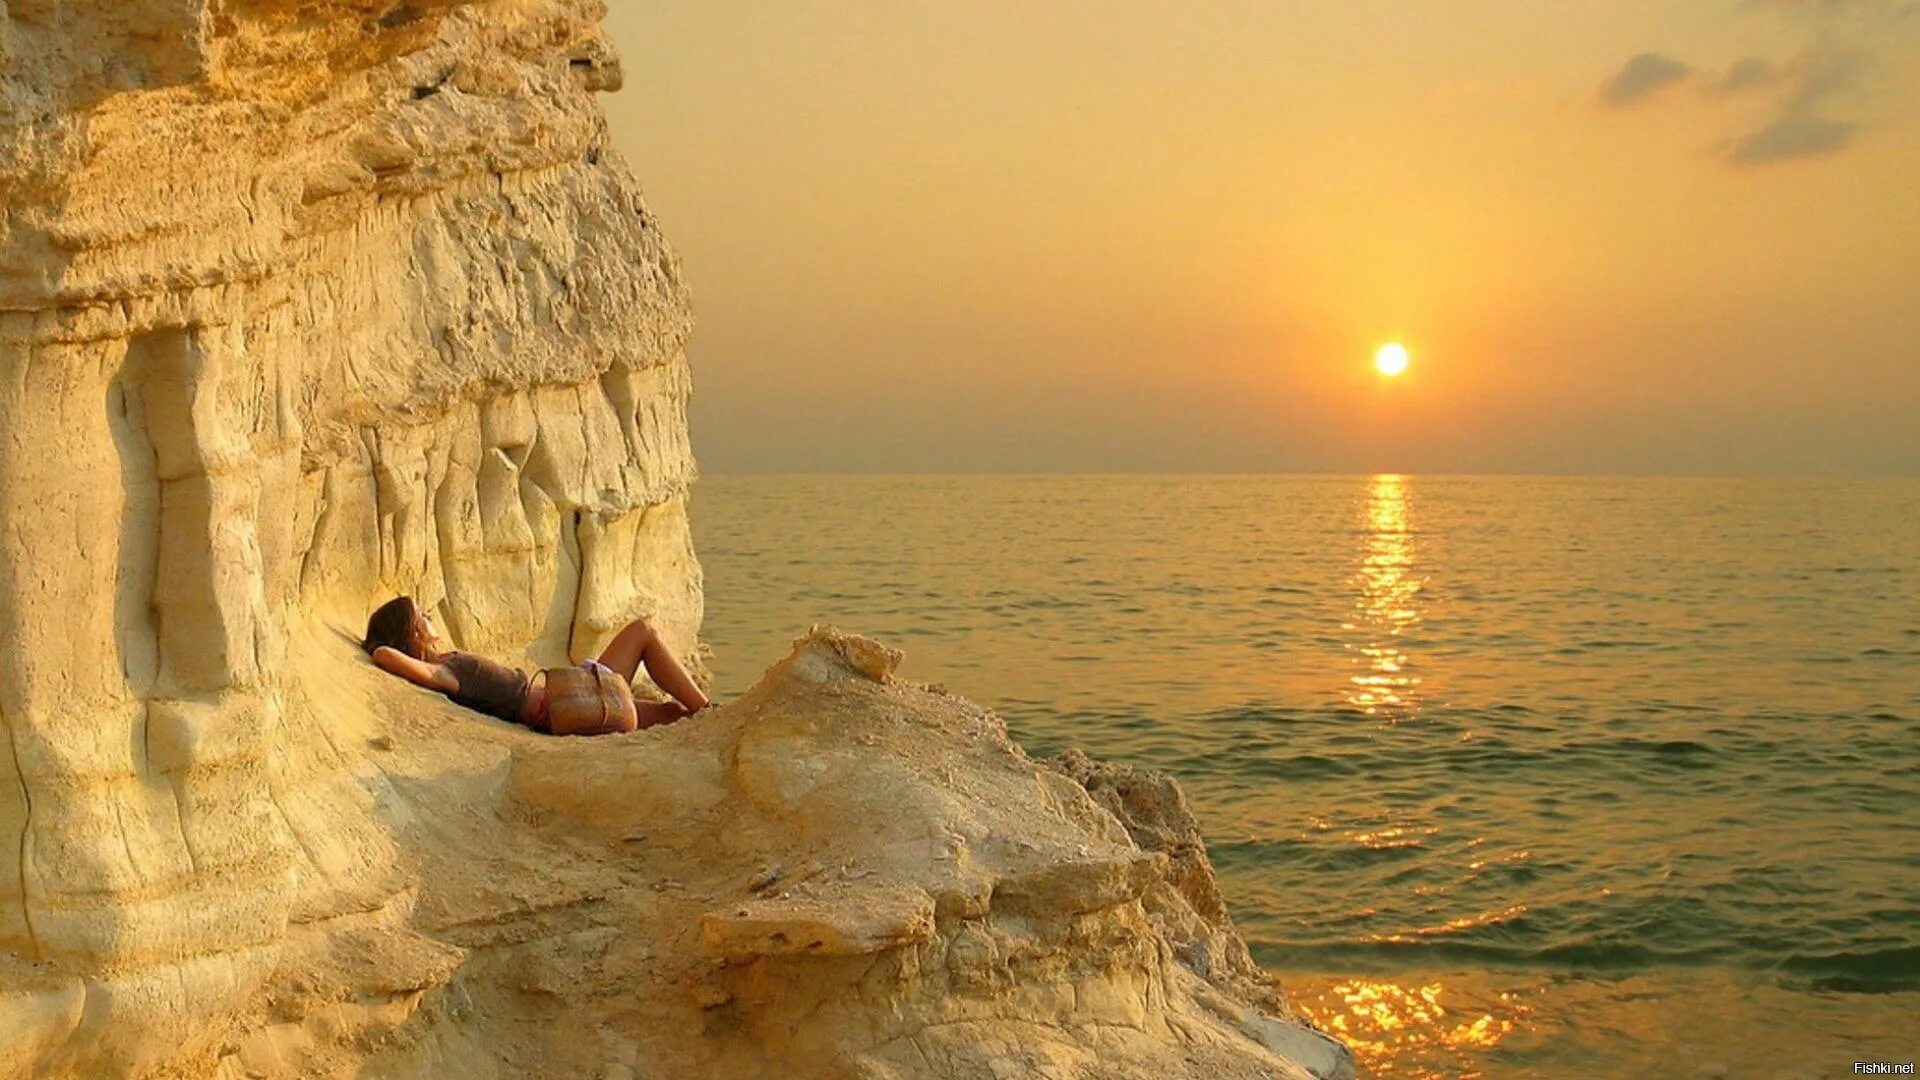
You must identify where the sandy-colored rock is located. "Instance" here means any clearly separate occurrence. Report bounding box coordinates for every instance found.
[452,627,1350,1080]
[0,2,1349,1077]
[700,885,938,961]
[1,0,696,1074]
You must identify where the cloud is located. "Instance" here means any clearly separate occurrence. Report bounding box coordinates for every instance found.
[1728,113,1857,163]
[1720,48,1865,163]
[1599,53,1694,106]
[1717,56,1779,93]
[1706,46,1864,104]
[1781,48,1865,109]
[1599,1,1914,166]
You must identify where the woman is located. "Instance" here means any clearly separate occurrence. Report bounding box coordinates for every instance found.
[362,596,709,732]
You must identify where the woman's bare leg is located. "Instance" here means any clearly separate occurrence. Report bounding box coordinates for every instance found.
[598,618,710,712]
[634,701,690,730]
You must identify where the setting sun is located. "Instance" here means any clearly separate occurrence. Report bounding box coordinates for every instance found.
[1375,343,1410,378]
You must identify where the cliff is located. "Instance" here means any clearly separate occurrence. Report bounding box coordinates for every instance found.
[0,2,1349,1077]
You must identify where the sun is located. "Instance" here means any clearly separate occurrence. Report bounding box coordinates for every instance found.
[1374,343,1410,378]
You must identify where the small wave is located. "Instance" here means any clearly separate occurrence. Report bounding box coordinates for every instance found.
[1369,903,1533,943]
[1213,836,1429,875]
[1254,938,1728,975]
[1249,888,1920,994]
[1243,754,1363,780]
[1561,737,1725,769]
[1778,946,1920,992]
[1649,739,1716,757]
[1464,852,1544,885]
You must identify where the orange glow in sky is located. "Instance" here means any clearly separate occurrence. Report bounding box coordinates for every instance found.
[605,4,1920,475]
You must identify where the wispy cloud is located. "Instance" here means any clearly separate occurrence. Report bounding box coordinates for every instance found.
[1599,53,1694,107]
[1600,0,1916,167]
[1725,47,1867,165]
[1728,113,1857,163]
[1716,56,1779,93]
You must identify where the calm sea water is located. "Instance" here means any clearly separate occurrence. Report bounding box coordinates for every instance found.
[691,475,1920,1079]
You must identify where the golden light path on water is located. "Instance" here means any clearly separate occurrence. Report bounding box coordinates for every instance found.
[1346,474,1424,718]
[1290,979,1538,1080]
[1294,475,1539,1076]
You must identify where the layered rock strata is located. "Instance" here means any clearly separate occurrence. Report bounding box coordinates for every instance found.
[0,2,1350,1077]
[2,1,696,1074]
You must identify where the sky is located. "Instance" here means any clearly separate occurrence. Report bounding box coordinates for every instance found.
[601,2,1920,475]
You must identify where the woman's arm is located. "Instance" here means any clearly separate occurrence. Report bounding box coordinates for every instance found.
[371,646,459,694]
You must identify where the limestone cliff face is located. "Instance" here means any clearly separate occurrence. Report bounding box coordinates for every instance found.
[1,1,697,1074]
[0,4,1350,1078]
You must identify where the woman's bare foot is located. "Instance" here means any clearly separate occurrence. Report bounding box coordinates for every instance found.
[634,700,692,730]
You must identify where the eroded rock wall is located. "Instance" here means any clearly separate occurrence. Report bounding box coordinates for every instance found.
[0,1,699,1073]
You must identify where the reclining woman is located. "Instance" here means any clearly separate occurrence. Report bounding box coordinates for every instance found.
[362,596,709,733]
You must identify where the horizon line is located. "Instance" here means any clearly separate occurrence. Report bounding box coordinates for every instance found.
[694,469,1920,481]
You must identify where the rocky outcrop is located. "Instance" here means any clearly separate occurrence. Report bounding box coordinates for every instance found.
[0,2,1349,1077]
[236,627,1352,1079]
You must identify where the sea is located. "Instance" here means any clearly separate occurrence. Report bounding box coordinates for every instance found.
[690,475,1920,1080]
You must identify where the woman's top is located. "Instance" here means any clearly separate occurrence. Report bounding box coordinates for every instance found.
[436,651,531,724]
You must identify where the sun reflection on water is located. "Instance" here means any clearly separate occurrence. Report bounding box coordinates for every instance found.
[1291,978,1536,1079]
[1346,474,1426,718]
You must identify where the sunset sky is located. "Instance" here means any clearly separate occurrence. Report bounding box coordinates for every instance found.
[602,3,1919,475]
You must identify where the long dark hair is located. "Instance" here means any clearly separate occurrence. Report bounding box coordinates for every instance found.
[364,596,433,659]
